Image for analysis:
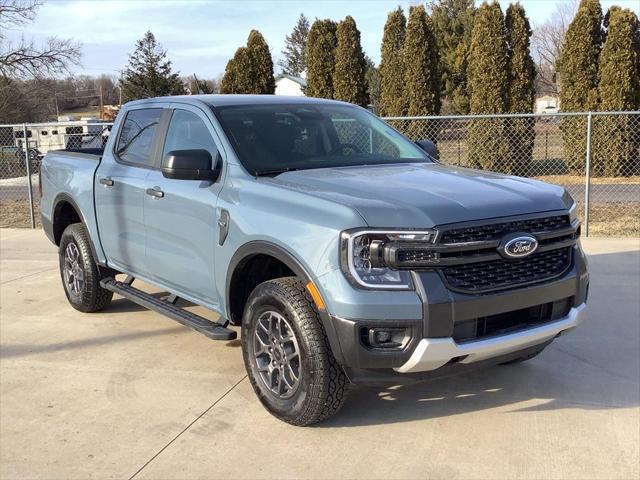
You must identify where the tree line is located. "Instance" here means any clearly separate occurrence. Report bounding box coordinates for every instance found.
[558,0,639,176]
[2,0,638,177]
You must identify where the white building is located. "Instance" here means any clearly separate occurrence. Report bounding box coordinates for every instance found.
[275,74,307,96]
[535,94,561,114]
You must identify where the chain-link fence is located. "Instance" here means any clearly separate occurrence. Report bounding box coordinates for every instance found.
[0,122,112,228]
[383,111,639,237]
[1,112,638,236]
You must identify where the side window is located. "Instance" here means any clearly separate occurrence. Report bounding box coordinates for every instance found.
[162,110,218,161]
[116,108,163,167]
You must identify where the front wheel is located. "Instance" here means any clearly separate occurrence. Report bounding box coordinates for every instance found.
[241,277,348,426]
[59,223,113,312]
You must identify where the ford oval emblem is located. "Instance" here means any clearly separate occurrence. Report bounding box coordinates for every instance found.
[501,234,538,258]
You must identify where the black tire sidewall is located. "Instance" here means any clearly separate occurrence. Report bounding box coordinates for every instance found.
[242,282,321,421]
[58,223,110,312]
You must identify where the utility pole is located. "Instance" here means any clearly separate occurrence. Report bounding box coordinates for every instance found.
[99,85,104,120]
[118,69,123,106]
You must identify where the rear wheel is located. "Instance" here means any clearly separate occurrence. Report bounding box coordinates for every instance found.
[59,223,113,312]
[241,277,348,426]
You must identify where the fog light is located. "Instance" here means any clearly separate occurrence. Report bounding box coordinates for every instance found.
[374,330,392,343]
[365,327,408,349]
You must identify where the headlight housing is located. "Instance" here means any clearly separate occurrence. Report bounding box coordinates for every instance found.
[340,229,437,289]
[568,201,579,223]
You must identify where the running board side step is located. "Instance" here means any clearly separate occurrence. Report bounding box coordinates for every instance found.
[100,278,237,341]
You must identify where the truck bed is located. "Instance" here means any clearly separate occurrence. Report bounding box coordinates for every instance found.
[51,148,104,158]
[40,148,105,262]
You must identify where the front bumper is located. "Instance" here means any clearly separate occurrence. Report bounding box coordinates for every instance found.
[323,244,589,383]
[395,303,585,373]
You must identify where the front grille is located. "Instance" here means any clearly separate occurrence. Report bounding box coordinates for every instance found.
[453,297,573,343]
[439,215,570,244]
[442,248,572,293]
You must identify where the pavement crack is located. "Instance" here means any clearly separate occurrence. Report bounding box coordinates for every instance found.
[1,266,57,285]
[552,345,639,383]
[128,374,247,479]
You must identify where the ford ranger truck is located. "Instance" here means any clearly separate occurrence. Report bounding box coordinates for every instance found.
[40,95,589,426]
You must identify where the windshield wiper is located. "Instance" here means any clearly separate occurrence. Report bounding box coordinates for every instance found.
[254,167,300,177]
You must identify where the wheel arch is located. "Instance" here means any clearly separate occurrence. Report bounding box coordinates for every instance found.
[51,193,102,265]
[226,241,311,322]
[225,241,344,363]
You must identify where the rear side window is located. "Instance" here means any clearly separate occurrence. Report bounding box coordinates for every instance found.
[162,109,218,160]
[116,108,163,167]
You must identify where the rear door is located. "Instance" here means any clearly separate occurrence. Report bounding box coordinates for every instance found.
[95,107,165,275]
[143,104,224,306]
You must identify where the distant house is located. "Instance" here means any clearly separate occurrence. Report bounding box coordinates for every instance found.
[275,73,307,96]
[535,94,561,114]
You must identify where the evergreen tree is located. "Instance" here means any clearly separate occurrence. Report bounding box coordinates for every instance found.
[505,3,536,176]
[379,7,407,116]
[365,56,381,113]
[219,57,237,94]
[232,47,255,93]
[594,7,640,176]
[333,16,368,106]
[220,47,253,93]
[120,31,185,101]
[247,30,276,94]
[305,19,337,98]
[558,0,603,173]
[429,0,475,114]
[467,1,509,171]
[279,13,310,76]
[404,5,441,116]
[220,31,275,94]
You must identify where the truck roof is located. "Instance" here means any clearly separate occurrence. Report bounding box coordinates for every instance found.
[124,94,352,109]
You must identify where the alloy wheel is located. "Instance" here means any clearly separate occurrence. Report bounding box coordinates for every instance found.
[253,310,301,399]
[63,242,84,295]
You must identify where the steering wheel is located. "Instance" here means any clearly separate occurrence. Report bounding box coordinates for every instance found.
[329,143,363,156]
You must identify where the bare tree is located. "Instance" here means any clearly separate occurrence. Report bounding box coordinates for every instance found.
[531,0,577,95]
[0,0,81,79]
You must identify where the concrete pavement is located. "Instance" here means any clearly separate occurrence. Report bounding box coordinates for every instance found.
[1,229,638,479]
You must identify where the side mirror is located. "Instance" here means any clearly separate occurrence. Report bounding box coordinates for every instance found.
[415,140,439,160]
[161,149,220,182]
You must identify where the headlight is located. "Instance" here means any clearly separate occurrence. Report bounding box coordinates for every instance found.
[340,229,437,289]
[568,201,579,223]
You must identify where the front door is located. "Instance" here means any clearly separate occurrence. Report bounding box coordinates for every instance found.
[96,107,164,275]
[143,105,223,306]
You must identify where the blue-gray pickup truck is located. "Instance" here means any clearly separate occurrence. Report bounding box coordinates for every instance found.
[40,95,589,425]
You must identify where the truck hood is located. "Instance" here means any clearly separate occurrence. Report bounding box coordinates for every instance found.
[267,163,570,228]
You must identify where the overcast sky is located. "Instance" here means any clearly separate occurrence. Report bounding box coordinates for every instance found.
[8,0,640,79]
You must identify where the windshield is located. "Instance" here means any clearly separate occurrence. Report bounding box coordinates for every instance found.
[213,103,431,175]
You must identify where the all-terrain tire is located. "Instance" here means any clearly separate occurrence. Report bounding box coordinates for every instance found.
[59,223,113,312]
[241,277,348,426]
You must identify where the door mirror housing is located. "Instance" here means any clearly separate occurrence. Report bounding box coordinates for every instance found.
[161,149,220,182]
[415,140,439,160]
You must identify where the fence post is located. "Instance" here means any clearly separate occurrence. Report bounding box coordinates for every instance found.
[22,124,36,229]
[583,112,592,237]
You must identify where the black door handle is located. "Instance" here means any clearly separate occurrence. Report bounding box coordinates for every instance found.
[146,187,164,198]
[99,177,114,187]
